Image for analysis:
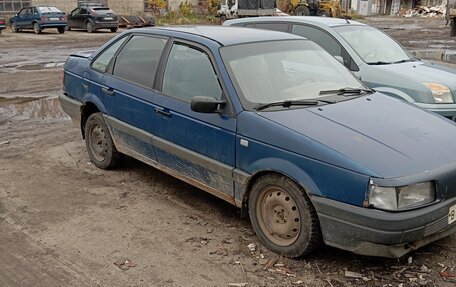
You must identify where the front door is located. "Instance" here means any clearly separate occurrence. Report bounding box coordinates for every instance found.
[153,41,237,197]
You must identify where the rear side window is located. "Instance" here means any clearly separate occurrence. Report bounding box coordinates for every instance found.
[254,23,289,32]
[162,44,222,102]
[92,37,128,73]
[112,36,167,88]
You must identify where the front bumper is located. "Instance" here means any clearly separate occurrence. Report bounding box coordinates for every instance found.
[312,196,456,258]
[415,102,456,121]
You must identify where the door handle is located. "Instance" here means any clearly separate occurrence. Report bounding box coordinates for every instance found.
[154,107,171,117]
[101,87,115,96]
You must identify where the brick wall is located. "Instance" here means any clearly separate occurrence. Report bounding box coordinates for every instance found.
[108,0,145,15]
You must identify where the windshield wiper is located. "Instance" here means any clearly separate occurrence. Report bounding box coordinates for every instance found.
[255,99,318,111]
[366,61,392,65]
[392,58,419,64]
[318,88,374,96]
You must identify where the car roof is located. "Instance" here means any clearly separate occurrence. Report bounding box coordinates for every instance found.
[225,16,366,28]
[136,26,304,46]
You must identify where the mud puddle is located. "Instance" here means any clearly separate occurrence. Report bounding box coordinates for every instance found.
[3,62,65,72]
[0,97,67,123]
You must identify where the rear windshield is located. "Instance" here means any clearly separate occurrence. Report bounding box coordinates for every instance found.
[37,7,62,13]
[91,7,113,13]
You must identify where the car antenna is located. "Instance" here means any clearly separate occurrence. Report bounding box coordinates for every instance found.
[344,14,350,24]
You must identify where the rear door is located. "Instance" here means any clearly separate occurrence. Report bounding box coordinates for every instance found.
[152,40,237,198]
[100,34,168,162]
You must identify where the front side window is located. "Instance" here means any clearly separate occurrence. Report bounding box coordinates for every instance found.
[92,37,128,73]
[162,44,222,102]
[220,40,364,110]
[112,35,167,87]
[334,25,413,64]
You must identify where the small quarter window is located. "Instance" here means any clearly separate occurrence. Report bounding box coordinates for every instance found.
[92,37,127,73]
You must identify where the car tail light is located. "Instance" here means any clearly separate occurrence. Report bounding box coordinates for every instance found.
[60,16,67,20]
[0,19,5,25]
[41,16,48,22]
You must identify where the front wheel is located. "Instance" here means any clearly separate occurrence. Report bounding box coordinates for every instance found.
[84,113,121,169]
[11,22,19,33]
[248,174,321,258]
[57,27,65,34]
[110,27,118,33]
[33,22,42,34]
[86,21,94,33]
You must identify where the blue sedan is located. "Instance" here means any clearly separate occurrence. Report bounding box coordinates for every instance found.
[60,26,456,258]
[10,6,67,34]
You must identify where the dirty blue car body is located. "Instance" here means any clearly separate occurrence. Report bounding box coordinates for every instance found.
[10,6,67,34]
[225,16,456,121]
[60,26,456,258]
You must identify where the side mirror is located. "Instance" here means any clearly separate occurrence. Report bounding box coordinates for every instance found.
[334,55,344,65]
[191,96,226,114]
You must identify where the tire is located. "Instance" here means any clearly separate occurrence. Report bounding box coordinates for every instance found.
[86,21,94,33]
[84,113,121,169]
[248,174,321,258]
[65,25,71,31]
[57,27,65,34]
[33,22,42,34]
[11,22,18,33]
[110,27,118,33]
[294,5,310,16]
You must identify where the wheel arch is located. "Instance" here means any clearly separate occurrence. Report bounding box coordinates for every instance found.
[240,160,321,217]
[80,93,108,139]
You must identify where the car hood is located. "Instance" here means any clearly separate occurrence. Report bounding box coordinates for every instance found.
[259,94,456,178]
[372,61,456,90]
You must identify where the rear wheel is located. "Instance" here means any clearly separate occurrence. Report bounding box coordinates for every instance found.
[84,113,121,169]
[248,174,321,258]
[57,27,65,34]
[86,21,94,33]
[33,22,42,34]
[110,27,118,33]
[294,5,310,16]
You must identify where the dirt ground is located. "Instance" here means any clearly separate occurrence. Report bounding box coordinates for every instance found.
[0,17,455,287]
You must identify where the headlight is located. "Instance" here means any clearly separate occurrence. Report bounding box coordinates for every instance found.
[368,181,436,211]
[423,82,454,103]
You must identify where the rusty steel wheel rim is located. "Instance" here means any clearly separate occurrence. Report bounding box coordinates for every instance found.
[88,123,108,162]
[256,186,301,246]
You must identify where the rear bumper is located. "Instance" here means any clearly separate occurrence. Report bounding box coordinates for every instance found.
[59,93,82,127]
[93,21,118,30]
[312,196,456,258]
[39,22,67,29]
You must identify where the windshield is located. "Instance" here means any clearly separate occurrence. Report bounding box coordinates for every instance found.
[220,40,364,110]
[334,25,414,64]
[37,6,62,13]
